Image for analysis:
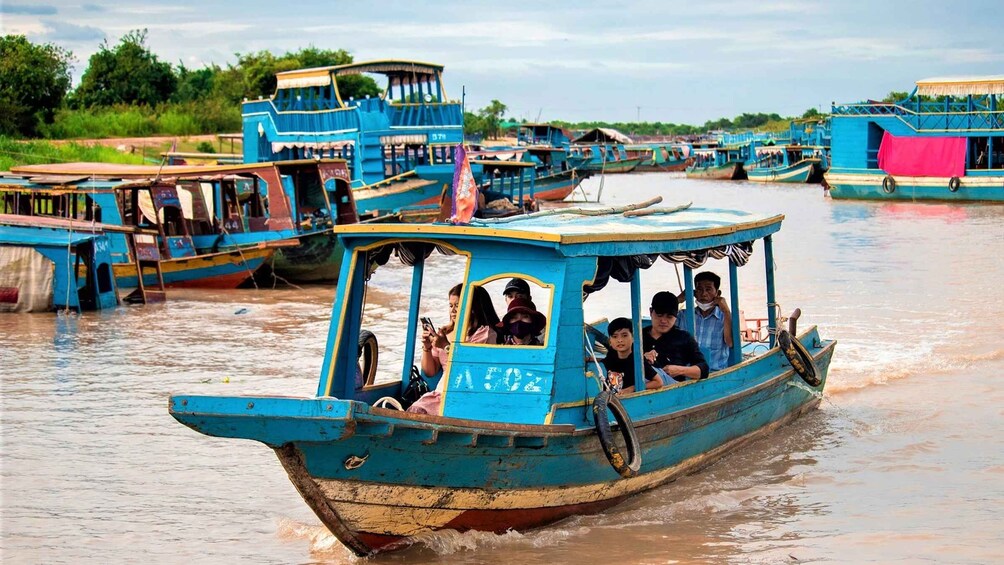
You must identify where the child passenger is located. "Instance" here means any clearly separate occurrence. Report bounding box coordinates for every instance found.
[602,317,664,394]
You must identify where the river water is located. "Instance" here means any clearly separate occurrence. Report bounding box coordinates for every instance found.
[2,174,1002,564]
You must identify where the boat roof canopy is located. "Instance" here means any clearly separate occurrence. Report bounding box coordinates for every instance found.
[916,76,1004,97]
[335,206,783,258]
[275,60,444,90]
[8,159,347,182]
[0,224,105,247]
[572,128,634,144]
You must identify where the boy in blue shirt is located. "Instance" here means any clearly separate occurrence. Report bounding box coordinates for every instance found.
[676,271,733,372]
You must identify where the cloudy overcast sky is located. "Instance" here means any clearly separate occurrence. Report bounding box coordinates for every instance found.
[3,0,1001,123]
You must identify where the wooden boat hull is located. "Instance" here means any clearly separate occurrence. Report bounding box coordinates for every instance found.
[635,157,694,173]
[533,169,584,201]
[353,177,443,216]
[580,158,642,174]
[268,230,344,283]
[170,329,834,556]
[746,160,818,183]
[685,161,747,180]
[824,172,1004,202]
[114,246,272,289]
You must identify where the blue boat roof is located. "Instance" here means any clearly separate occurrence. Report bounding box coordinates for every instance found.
[0,225,105,247]
[335,205,783,256]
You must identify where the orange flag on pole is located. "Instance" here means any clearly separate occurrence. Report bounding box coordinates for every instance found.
[450,144,478,224]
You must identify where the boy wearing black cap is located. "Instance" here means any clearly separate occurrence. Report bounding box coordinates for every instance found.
[502,277,532,305]
[642,291,709,381]
[602,317,662,393]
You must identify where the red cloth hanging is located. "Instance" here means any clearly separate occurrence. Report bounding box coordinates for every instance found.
[877,131,967,177]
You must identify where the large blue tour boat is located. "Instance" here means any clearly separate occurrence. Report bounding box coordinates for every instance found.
[825,76,1004,201]
[241,60,465,215]
[169,200,835,555]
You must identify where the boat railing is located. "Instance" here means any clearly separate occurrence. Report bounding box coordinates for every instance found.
[832,102,1004,132]
[242,99,361,135]
[387,102,463,128]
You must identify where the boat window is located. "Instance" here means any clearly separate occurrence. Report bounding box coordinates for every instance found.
[476,276,552,347]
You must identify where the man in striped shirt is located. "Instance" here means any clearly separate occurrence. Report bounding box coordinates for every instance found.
[677,272,733,373]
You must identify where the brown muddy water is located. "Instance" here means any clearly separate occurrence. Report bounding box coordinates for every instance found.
[2,174,1002,564]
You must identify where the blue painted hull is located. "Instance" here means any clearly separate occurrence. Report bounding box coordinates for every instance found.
[825,171,1004,202]
[746,160,817,183]
[170,329,834,555]
[115,247,271,289]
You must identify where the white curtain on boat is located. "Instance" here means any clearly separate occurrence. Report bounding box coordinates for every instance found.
[0,246,55,313]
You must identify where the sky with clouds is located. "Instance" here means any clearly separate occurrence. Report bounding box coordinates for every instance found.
[3,0,1001,124]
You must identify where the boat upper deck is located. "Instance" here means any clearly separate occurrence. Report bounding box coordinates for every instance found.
[831,76,1004,134]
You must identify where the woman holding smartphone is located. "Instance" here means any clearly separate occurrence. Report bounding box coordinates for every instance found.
[411,284,500,414]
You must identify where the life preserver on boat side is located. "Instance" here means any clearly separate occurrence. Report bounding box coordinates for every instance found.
[882,175,896,194]
[948,176,961,192]
[592,390,641,478]
[777,329,821,387]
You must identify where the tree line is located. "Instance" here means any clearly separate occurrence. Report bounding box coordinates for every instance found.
[3,31,882,141]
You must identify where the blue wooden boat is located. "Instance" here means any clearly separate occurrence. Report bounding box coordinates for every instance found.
[745,144,824,183]
[242,60,465,215]
[825,76,1004,201]
[0,220,119,312]
[625,143,693,172]
[8,159,362,283]
[0,171,273,289]
[570,129,642,174]
[516,123,574,148]
[685,140,748,180]
[169,200,835,555]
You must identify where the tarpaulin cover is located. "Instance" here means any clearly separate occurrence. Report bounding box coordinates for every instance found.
[0,246,55,312]
[877,132,967,177]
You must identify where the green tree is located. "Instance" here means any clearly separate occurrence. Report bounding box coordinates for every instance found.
[172,64,219,103]
[801,107,822,119]
[74,30,176,107]
[479,99,508,139]
[0,35,73,137]
[212,47,380,105]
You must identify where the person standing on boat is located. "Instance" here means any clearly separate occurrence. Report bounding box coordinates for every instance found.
[602,317,663,393]
[410,284,500,415]
[675,271,732,373]
[643,291,709,381]
[499,297,546,346]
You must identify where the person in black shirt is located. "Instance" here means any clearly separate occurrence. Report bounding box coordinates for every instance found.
[601,317,663,393]
[642,292,709,381]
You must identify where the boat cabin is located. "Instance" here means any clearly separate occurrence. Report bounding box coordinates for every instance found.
[323,205,786,426]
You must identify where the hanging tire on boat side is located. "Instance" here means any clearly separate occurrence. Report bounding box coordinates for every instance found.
[358,330,378,387]
[948,176,961,192]
[777,329,821,387]
[882,175,896,194]
[592,390,641,478]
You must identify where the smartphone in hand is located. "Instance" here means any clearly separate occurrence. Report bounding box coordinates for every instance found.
[420,317,436,334]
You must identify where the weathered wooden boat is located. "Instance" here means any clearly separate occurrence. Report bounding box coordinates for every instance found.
[0,173,272,289]
[685,140,748,180]
[570,128,642,174]
[242,60,466,215]
[169,199,835,556]
[0,219,119,312]
[826,76,1004,201]
[745,145,824,183]
[626,143,693,172]
[9,159,362,283]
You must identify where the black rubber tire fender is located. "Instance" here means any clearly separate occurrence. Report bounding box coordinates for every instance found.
[357,330,378,387]
[948,176,961,192]
[592,390,642,478]
[882,175,896,194]
[777,329,821,387]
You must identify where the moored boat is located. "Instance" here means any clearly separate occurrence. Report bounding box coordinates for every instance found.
[242,60,467,214]
[169,199,835,556]
[0,220,119,312]
[685,140,748,180]
[825,76,1004,202]
[626,143,693,172]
